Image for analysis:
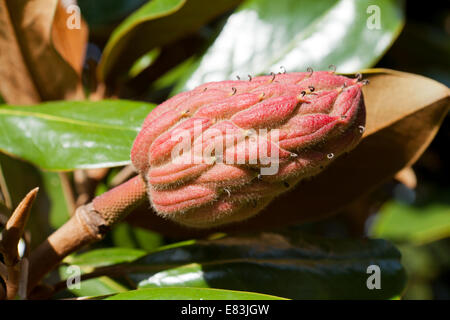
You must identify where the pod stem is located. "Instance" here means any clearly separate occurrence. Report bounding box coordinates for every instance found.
[27,175,147,295]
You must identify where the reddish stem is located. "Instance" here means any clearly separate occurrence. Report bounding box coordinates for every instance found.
[27,175,147,295]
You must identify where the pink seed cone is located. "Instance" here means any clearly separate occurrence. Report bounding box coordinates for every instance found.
[131,71,366,228]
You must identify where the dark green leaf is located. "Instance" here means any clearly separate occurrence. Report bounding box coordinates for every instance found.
[178,0,404,91]
[105,287,286,300]
[124,232,406,299]
[0,100,155,171]
[99,0,243,83]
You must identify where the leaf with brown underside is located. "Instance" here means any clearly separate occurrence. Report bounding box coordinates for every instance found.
[0,0,87,104]
[125,69,450,237]
[51,0,88,75]
[0,0,40,104]
[394,167,417,189]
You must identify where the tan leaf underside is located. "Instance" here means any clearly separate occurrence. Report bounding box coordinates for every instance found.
[0,0,87,104]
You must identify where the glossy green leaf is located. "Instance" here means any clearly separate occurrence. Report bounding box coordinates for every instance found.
[179,0,404,91]
[128,48,161,78]
[371,199,450,245]
[64,247,147,269]
[152,57,196,93]
[138,263,209,288]
[59,265,129,297]
[60,247,136,298]
[99,0,243,83]
[123,232,406,299]
[105,287,286,300]
[0,100,155,171]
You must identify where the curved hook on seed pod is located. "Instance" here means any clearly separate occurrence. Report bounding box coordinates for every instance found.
[270,72,276,82]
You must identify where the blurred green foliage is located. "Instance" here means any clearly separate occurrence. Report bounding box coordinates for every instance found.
[371,197,450,245]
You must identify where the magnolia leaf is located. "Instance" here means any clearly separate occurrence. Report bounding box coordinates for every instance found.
[129,233,405,299]
[59,265,129,298]
[394,167,417,189]
[71,232,406,299]
[64,247,147,269]
[0,0,87,103]
[52,0,89,75]
[0,100,155,171]
[77,0,147,34]
[98,0,243,84]
[177,0,405,91]
[0,0,40,104]
[105,287,285,300]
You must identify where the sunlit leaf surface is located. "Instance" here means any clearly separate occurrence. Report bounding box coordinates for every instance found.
[180,0,404,91]
[0,100,155,171]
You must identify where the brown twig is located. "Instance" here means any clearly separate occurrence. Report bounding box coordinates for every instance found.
[0,262,7,279]
[1,188,38,265]
[0,278,5,300]
[27,176,147,295]
[18,258,29,299]
[0,211,8,226]
[85,168,109,181]
[109,165,137,187]
[74,170,93,207]
[394,167,417,189]
[89,82,107,101]
[74,168,110,207]
[5,264,21,300]
[0,187,38,299]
